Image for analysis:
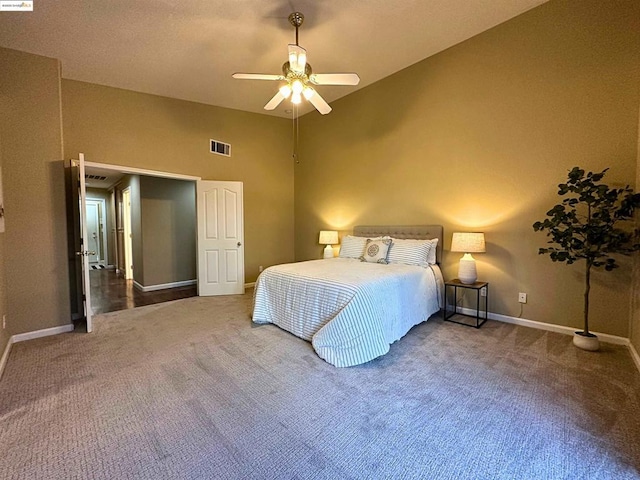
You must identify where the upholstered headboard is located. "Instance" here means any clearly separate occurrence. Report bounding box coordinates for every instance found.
[352,225,444,264]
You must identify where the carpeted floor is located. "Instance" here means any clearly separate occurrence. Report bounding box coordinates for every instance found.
[1,291,639,479]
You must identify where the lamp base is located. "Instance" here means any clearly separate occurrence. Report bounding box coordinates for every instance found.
[458,254,477,284]
[323,244,334,259]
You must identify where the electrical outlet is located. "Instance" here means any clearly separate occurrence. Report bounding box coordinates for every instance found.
[258,265,264,273]
[518,292,527,304]
[480,287,487,297]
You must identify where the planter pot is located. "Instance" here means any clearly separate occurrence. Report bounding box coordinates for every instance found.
[573,331,599,351]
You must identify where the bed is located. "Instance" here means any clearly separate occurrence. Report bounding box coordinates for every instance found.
[252,225,444,367]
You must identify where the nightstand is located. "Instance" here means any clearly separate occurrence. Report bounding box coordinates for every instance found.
[444,279,488,328]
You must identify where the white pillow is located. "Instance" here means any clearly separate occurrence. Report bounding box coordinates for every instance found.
[339,235,390,259]
[339,235,367,259]
[359,238,392,264]
[387,238,432,267]
[427,238,438,265]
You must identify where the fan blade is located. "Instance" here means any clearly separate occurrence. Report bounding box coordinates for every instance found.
[288,44,307,73]
[306,90,332,115]
[232,73,283,81]
[264,90,287,111]
[309,73,360,86]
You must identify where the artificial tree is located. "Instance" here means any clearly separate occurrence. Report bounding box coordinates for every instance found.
[533,167,640,349]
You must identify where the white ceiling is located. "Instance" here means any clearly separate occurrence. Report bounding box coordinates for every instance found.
[0,0,548,119]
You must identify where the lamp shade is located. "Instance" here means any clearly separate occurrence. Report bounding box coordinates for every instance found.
[319,230,339,245]
[451,232,486,253]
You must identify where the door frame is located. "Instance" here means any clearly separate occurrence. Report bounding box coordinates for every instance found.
[85,161,201,184]
[121,187,133,280]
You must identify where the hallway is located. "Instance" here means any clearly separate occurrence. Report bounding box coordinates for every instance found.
[89,268,197,314]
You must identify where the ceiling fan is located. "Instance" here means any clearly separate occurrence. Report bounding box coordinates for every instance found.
[232,12,360,115]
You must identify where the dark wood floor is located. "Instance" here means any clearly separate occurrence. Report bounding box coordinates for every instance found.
[90,268,197,315]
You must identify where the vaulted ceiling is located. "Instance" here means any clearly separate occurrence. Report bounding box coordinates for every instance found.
[0,0,548,118]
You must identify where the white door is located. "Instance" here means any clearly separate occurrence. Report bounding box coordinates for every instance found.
[86,198,108,266]
[85,201,101,264]
[197,181,244,296]
[77,153,94,332]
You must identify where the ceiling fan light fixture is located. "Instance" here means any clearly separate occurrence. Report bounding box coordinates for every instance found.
[291,79,304,94]
[232,11,358,118]
[279,84,292,98]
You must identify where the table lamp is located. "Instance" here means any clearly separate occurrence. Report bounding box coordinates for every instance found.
[319,230,339,259]
[451,232,486,284]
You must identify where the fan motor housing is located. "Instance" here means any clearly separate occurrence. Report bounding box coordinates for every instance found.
[282,61,312,79]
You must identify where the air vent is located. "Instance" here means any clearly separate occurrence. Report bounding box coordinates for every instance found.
[210,139,231,157]
[85,174,108,181]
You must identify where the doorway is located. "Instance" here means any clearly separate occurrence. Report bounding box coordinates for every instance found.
[85,198,108,266]
[88,169,200,315]
[72,161,245,320]
[86,173,200,315]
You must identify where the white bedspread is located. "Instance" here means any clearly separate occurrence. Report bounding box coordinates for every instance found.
[252,258,442,367]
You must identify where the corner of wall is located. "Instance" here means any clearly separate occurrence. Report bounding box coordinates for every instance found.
[0,54,9,370]
[0,47,70,336]
[631,103,640,355]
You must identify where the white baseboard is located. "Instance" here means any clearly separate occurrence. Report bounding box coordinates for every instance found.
[466,308,629,345]
[11,324,75,343]
[454,306,638,372]
[133,279,196,292]
[455,307,631,345]
[0,337,12,381]
[0,324,74,380]
[135,279,251,293]
[630,342,640,373]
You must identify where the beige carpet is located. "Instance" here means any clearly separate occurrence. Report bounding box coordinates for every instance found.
[1,292,639,479]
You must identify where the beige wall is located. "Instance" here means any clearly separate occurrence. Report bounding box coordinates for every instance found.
[112,175,196,288]
[62,80,294,283]
[0,48,69,344]
[139,176,196,287]
[295,0,640,337]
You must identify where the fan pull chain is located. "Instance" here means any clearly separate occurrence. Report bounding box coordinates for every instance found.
[292,104,299,164]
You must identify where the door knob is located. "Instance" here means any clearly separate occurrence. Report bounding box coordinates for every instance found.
[237,242,242,247]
